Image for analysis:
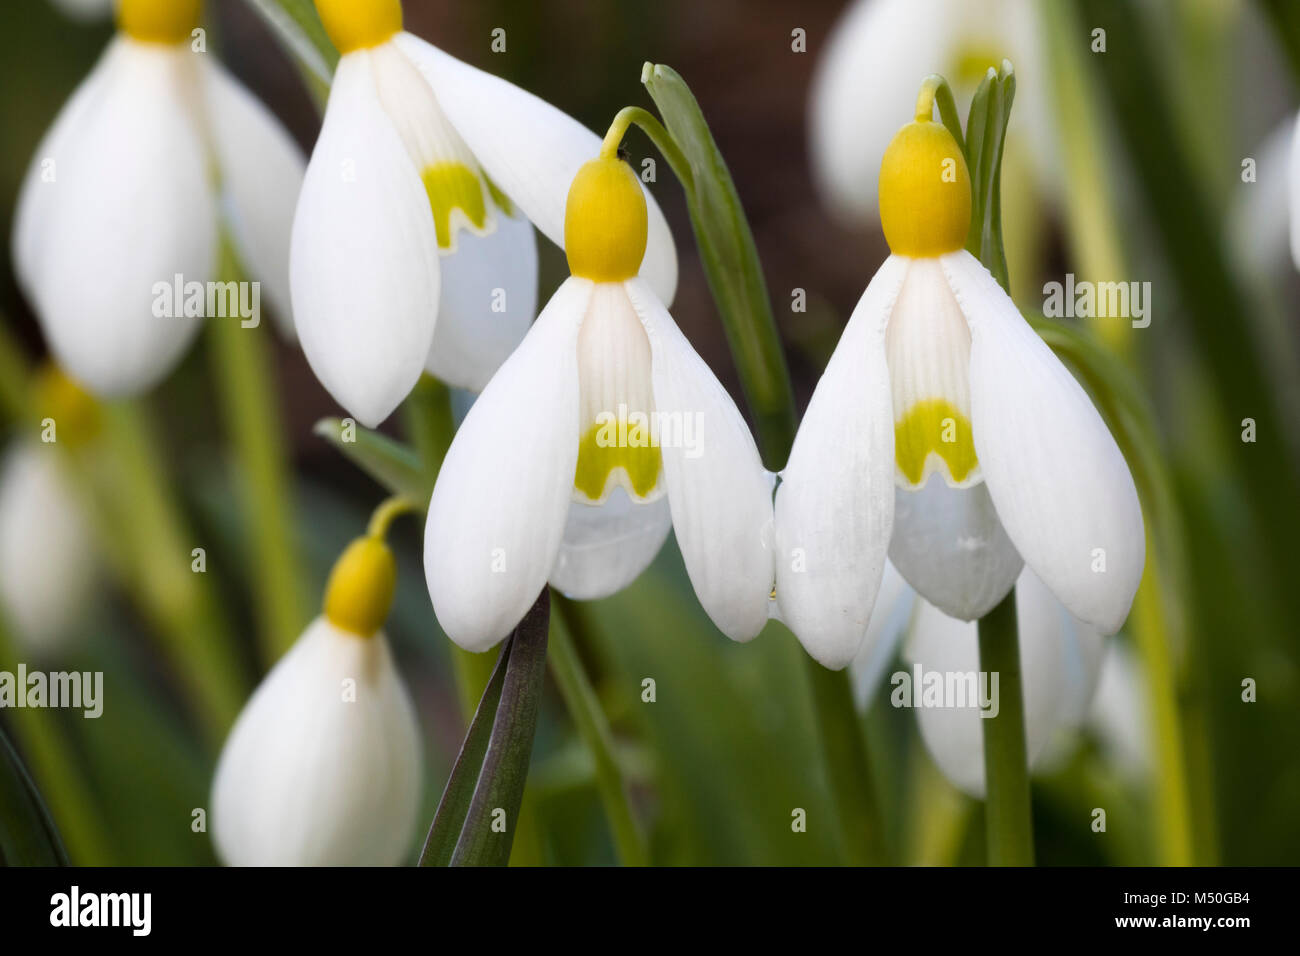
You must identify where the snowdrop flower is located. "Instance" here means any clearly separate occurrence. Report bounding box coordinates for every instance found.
[13,0,305,395]
[292,0,677,427]
[900,568,1105,798]
[810,0,1052,224]
[774,98,1144,669]
[425,152,770,651]
[212,530,421,866]
[0,441,96,656]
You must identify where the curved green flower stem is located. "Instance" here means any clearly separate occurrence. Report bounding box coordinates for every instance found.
[0,620,110,865]
[552,594,649,867]
[208,241,309,666]
[915,74,966,148]
[804,660,891,865]
[976,590,1034,866]
[601,107,694,189]
[367,494,419,539]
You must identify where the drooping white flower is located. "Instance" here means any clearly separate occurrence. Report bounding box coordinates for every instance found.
[12,0,305,395]
[901,567,1105,798]
[809,0,1052,224]
[774,106,1144,670]
[212,535,422,866]
[291,0,678,427]
[0,441,96,656]
[425,154,769,652]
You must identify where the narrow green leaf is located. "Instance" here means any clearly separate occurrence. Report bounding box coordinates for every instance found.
[0,724,69,867]
[640,63,797,467]
[313,418,433,505]
[419,590,551,867]
[242,0,337,101]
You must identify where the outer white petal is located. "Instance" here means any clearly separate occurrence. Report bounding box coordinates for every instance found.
[425,209,537,391]
[392,33,678,305]
[19,40,214,395]
[13,40,119,299]
[425,278,589,651]
[1290,108,1300,271]
[906,568,1083,798]
[946,249,1145,634]
[1230,114,1292,277]
[549,488,672,600]
[1088,642,1150,778]
[809,0,948,222]
[625,278,772,642]
[204,59,306,339]
[849,560,914,708]
[0,443,96,655]
[290,50,440,427]
[889,477,1021,620]
[772,256,907,669]
[211,618,422,866]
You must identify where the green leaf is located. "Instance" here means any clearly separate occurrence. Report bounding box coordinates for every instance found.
[242,0,337,103]
[420,589,550,867]
[313,418,433,506]
[0,723,69,867]
[962,62,1016,292]
[640,63,797,467]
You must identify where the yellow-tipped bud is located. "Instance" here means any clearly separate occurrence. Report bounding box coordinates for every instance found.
[323,537,396,638]
[878,120,971,258]
[564,157,647,282]
[33,365,100,448]
[314,0,403,54]
[118,0,202,44]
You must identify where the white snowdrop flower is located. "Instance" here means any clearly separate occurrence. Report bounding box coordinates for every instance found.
[901,567,1105,798]
[809,0,1052,224]
[773,103,1144,670]
[425,154,770,652]
[212,533,422,866]
[0,441,96,656]
[12,0,306,395]
[291,0,678,427]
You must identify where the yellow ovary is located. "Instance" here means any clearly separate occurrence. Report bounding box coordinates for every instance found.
[314,0,402,54]
[118,0,201,44]
[564,158,647,282]
[323,536,396,638]
[878,120,970,258]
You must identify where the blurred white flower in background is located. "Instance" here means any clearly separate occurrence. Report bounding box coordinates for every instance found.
[12,0,304,395]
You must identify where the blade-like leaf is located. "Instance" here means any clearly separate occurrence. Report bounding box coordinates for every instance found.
[0,724,69,867]
[242,0,337,103]
[641,63,797,468]
[313,418,433,506]
[420,589,551,867]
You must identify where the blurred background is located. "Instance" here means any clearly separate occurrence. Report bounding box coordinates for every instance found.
[0,0,1297,865]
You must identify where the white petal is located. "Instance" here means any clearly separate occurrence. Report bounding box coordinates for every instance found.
[392,33,678,304]
[425,277,590,652]
[211,618,422,866]
[906,568,1082,799]
[18,40,214,395]
[425,208,537,391]
[1290,108,1300,271]
[888,476,1021,620]
[290,49,440,427]
[773,256,907,669]
[808,0,948,222]
[204,59,306,339]
[0,442,96,655]
[1088,642,1150,778]
[849,560,914,708]
[625,278,772,642]
[549,488,672,599]
[946,249,1145,634]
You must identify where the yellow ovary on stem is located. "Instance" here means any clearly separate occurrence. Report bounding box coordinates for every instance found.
[323,536,396,638]
[118,0,202,44]
[315,0,403,54]
[564,158,647,282]
[878,121,971,258]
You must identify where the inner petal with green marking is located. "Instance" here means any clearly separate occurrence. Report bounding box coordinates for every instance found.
[885,258,982,489]
[421,162,490,250]
[572,284,664,504]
